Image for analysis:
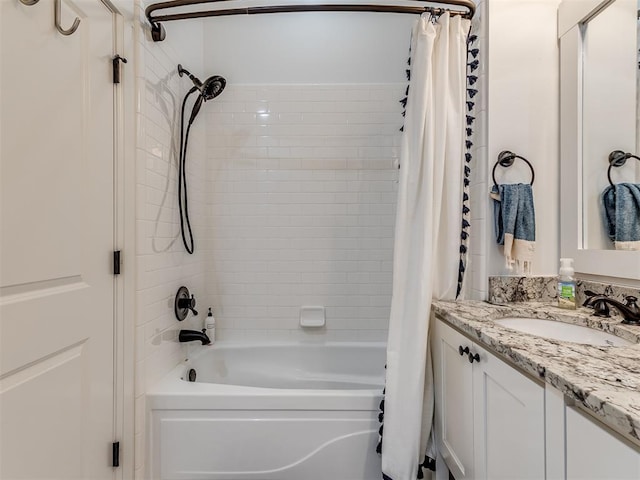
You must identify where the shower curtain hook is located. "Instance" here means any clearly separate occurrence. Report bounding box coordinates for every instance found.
[55,0,81,36]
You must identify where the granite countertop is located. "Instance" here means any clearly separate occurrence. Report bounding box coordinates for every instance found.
[432,300,640,446]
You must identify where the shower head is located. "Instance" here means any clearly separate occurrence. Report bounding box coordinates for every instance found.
[178,64,226,101]
[201,75,226,101]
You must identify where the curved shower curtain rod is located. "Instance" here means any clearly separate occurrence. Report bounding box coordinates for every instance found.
[146,0,475,41]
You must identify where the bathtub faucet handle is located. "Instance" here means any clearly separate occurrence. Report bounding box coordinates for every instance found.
[175,287,198,320]
[186,295,199,316]
[178,294,198,316]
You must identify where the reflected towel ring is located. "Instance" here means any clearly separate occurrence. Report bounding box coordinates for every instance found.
[608,150,640,187]
[492,150,535,187]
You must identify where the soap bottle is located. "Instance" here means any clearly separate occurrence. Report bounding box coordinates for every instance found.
[558,258,576,310]
[204,307,215,344]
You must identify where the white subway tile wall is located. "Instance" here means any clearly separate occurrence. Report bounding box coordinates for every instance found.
[204,84,403,341]
[133,5,490,475]
[134,6,205,478]
[467,0,488,301]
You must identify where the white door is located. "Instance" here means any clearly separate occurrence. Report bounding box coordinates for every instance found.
[472,343,545,480]
[0,1,117,479]
[431,318,475,480]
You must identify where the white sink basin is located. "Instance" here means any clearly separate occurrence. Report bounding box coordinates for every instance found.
[493,317,633,347]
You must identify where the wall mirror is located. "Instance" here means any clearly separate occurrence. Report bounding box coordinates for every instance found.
[559,0,640,280]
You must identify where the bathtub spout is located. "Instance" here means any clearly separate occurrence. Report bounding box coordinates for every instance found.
[179,329,211,345]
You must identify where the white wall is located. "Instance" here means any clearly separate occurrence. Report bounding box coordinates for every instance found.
[202,13,416,83]
[202,13,410,339]
[485,0,562,277]
[204,84,401,341]
[133,5,205,478]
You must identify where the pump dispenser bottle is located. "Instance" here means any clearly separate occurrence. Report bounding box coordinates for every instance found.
[204,307,215,344]
[558,258,576,310]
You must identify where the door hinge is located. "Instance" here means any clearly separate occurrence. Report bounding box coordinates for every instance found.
[112,441,120,468]
[112,55,127,84]
[113,250,121,275]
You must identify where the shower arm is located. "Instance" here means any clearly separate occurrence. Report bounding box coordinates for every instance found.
[146,0,475,41]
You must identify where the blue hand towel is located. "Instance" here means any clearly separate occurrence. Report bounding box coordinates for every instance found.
[490,183,536,273]
[602,183,640,251]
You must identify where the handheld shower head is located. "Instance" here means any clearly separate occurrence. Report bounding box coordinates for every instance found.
[178,64,226,101]
[201,76,226,101]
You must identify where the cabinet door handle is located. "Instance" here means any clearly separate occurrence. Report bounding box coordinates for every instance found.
[468,352,480,363]
[458,345,470,356]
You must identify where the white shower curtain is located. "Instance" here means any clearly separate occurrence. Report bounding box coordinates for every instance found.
[382,12,470,480]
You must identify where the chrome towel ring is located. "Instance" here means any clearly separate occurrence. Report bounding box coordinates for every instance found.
[492,150,535,187]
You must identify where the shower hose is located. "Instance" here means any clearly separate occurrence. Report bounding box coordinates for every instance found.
[178,86,200,254]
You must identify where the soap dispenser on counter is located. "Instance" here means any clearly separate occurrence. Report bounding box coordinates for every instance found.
[558,258,576,310]
[204,307,216,343]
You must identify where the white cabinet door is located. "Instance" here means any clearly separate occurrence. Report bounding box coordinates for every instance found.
[0,2,117,479]
[472,342,545,480]
[432,318,475,480]
[432,317,545,480]
[567,406,640,480]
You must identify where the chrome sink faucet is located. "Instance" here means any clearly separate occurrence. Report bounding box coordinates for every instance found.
[583,292,640,325]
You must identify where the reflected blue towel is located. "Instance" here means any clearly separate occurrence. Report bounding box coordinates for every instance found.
[602,183,640,250]
[491,183,536,273]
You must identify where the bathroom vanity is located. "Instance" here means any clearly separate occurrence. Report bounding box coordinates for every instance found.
[431,301,640,480]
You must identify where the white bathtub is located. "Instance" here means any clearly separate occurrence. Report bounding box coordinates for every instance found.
[147,342,386,480]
